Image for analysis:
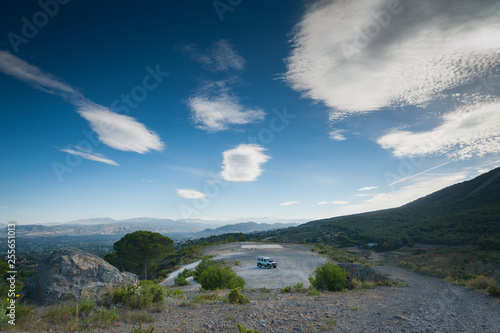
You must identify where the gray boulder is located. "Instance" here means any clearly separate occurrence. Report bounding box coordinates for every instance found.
[24,248,137,305]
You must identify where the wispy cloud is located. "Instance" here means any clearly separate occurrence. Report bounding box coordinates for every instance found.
[329,129,347,141]
[176,189,206,199]
[336,172,468,216]
[358,186,378,191]
[385,161,451,187]
[378,101,500,160]
[0,51,81,98]
[280,201,298,206]
[0,51,165,154]
[188,90,265,131]
[185,40,265,132]
[221,144,271,182]
[0,206,7,209]
[184,39,245,72]
[285,0,500,116]
[141,179,155,183]
[317,200,349,205]
[355,194,371,197]
[60,146,119,166]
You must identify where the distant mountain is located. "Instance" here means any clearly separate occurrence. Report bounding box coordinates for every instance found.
[0,218,302,240]
[268,167,500,250]
[197,221,299,236]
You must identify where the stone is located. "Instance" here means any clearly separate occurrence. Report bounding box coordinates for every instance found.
[23,247,138,305]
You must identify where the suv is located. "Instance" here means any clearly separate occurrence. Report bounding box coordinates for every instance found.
[257,257,277,269]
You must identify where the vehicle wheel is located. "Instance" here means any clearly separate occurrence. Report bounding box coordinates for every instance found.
[267,265,271,269]
[257,263,261,268]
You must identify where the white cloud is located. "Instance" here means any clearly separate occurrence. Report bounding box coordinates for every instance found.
[60,146,119,166]
[285,0,500,116]
[221,144,271,181]
[329,129,347,141]
[336,172,468,216]
[358,186,378,191]
[0,51,165,154]
[189,39,245,72]
[188,91,265,131]
[317,200,349,205]
[355,194,371,197]
[0,51,81,98]
[378,101,500,159]
[176,189,206,199]
[77,103,165,154]
[280,201,298,206]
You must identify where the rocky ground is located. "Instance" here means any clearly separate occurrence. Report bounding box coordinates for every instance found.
[104,245,500,333]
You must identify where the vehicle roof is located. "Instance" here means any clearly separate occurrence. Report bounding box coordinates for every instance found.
[258,257,272,259]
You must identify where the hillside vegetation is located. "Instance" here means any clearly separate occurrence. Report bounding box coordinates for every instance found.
[268,167,500,251]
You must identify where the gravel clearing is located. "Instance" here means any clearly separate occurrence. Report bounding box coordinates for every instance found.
[112,243,500,332]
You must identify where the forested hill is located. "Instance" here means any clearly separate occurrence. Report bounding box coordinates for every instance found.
[269,167,500,250]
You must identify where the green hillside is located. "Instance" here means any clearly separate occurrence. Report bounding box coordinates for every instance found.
[270,168,500,250]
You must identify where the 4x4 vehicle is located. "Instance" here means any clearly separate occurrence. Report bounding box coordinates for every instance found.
[257,257,277,269]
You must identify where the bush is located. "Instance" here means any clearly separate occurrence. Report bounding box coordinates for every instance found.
[174,276,189,286]
[280,282,304,293]
[109,281,165,309]
[194,257,215,280]
[79,297,96,313]
[198,265,245,290]
[227,288,249,304]
[307,287,321,296]
[166,289,185,299]
[309,262,348,291]
[487,285,500,297]
[234,260,241,266]
[237,323,260,333]
[466,276,494,290]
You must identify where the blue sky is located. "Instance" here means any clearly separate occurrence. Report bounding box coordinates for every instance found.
[0,0,499,224]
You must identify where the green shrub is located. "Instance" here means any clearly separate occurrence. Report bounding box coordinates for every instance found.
[198,265,245,290]
[110,282,165,309]
[79,297,96,313]
[487,285,500,297]
[234,260,241,266]
[166,289,185,299]
[466,276,494,290]
[130,323,155,333]
[237,323,260,333]
[309,262,348,291]
[174,276,189,286]
[227,288,250,304]
[280,282,304,293]
[178,269,193,278]
[194,257,215,280]
[307,287,320,296]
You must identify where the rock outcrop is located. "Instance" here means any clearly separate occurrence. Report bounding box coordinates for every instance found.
[24,248,137,305]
